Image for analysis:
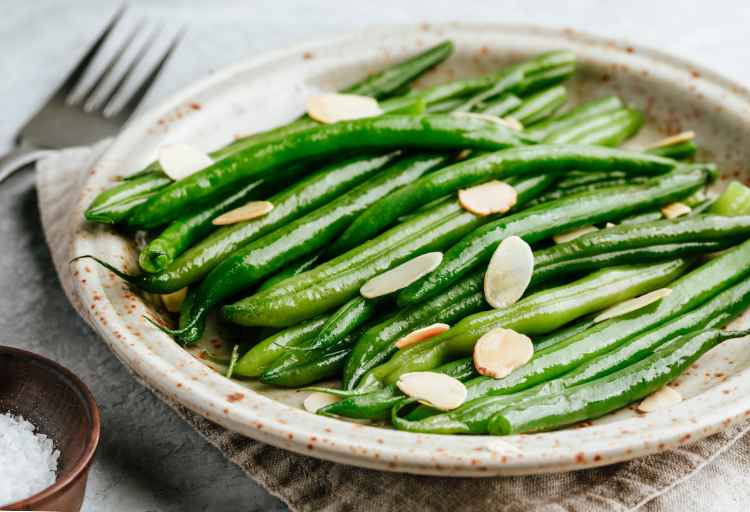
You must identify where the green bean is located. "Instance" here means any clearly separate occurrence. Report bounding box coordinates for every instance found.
[359,259,689,392]
[398,169,706,307]
[261,347,351,388]
[534,215,750,271]
[343,271,485,389]
[345,180,717,388]
[84,37,451,225]
[325,261,687,418]
[473,94,523,117]
[170,152,451,343]
[619,210,664,225]
[233,316,329,378]
[248,199,462,304]
[432,238,750,403]
[317,357,478,420]
[647,140,697,160]
[343,41,454,98]
[531,176,651,205]
[426,97,468,114]
[128,115,532,229]
[543,108,643,145]
[487,328,749,435]
[398,248,750,430]
[309,296,381,352]
[532,241,729,285]
[225,203,484,328]
[556,170,630,190]
[448,51,575,112]
[505,85,567,126]
[85,172,172,224]
[256,253,321,293]
[82,152,400,294]
[334,143,672,255]
[138,171,291,273]
[224,173,558,329]
[530,318,596,351]
[711,181,750,216]
[524,96,623,140]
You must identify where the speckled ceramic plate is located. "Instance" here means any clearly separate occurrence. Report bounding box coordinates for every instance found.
[72,23,750,476]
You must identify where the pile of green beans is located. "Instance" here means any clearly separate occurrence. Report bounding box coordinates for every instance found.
[81,41,750,436]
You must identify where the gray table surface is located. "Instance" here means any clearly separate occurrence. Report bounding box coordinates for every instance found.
[2,1,749,510]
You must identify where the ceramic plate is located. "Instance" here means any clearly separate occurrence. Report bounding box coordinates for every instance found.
[72,23,750,476]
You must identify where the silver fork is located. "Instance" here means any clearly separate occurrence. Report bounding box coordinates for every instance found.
[0,7,182,183]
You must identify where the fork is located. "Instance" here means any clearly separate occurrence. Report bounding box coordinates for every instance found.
[0,7,182,183]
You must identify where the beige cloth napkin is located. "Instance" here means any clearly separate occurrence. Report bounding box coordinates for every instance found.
[37,144,750,512]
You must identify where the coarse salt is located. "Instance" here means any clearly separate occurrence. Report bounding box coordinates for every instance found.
[0,412,59,504]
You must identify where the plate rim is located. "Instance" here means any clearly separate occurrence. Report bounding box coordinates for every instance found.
[72,21,750,477]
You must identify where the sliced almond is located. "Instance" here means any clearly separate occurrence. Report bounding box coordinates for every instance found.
[458,181,518,216]
[158,143,213,181]
[360,252,443,299]
[473,328,533,379]
[395,323,450,349]
[605,222,617,229]
[212,201,274,225]
[307,93,382,124]
[456,149,472,160]
[161,287,188,313]
[660,202,692,220]
[396,372,467,411]
[484,236,534,309]
[637,386,682,413]
[645,131,696,150]
[303,391,342,413]
[594,288,672,323]
[553,225,599,245]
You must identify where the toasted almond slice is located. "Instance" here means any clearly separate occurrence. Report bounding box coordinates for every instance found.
[158,143,213,181]
[396,372,467,411]
[660,202,692,220]
[645,130,696,150]
[161,287,188,313]
[637,386,682,413]
[553,225,599,244]
[456,149,472,160]
[594,288,672,323]
[484,236,534,309]
[212,201,274,225]
[473,328,533,379]
[395,323,451,349]
[605,222,617,229]
[360,252,443,298]
[307,93,382,124]
[303,391,342,413]
[458,180,518,216]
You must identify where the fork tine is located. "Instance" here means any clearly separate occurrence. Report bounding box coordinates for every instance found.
[82,20,145,111]
[55,5,126,101]
[105,26,184,119]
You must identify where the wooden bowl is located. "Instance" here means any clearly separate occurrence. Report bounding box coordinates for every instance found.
[0,346,100,512]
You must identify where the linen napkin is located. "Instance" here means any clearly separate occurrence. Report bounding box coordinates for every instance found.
[36,144,750,512]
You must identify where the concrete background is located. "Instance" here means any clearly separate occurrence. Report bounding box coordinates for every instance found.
[1,1,749,510]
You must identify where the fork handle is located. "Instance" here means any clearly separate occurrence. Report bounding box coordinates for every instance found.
[0,145,52,184]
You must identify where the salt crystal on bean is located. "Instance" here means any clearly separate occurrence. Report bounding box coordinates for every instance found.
[0,412,59,504]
